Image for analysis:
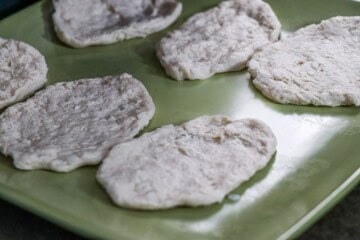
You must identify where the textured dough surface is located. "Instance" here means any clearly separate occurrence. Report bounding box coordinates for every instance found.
[52,0,182,48]
[248,16,360,106]
[97,115,277,210]
[0,38,47,109]
[156,0,281,80]
[0,73,155,172]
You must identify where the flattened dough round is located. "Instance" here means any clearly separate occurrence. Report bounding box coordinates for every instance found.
[0,73,155,172]
[0,38,47,109]
[97,115,277,210]
[248,16,360,106]
[156,0,281,80]
[52,0,182,48]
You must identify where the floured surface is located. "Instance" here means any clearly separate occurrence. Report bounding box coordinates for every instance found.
[52,0,182,48]
[0,73,155,172]
[0,37,47,109]
[156,0,281,80]
[97,115,277,209]
[248,16,360,106]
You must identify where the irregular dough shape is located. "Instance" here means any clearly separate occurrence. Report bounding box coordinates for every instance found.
[156,0,281,80]
[0,37,47,109]
[52,0,182,48]
[97,115,277,210]
[0,73,155,172]
[248,16,360,106]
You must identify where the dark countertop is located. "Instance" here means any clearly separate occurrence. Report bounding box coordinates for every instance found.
[0,184,359,240]
[299,185,360,240]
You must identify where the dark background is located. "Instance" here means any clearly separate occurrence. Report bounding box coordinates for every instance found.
[0,0,37,19]
[0,1,359,239]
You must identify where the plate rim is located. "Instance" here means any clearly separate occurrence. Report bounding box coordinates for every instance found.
[0,167,359,239]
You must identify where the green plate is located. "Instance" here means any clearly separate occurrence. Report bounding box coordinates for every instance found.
[0,0,359,239]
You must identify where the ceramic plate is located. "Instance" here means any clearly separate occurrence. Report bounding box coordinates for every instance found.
[0,0,359,239]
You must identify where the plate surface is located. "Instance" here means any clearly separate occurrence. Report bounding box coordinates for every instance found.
[0,0,359,239]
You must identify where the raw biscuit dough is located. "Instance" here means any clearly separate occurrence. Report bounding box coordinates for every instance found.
[0,73,155,172]
[52,0,182,48]
[0,38,47,109]
[156,0,281,80]
[97,115,277,209]
[248,16,360,106]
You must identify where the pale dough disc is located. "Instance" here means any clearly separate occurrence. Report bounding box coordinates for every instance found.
[0,38,47,109]
[52,0,182,48]
[248,16,360,106]
[97,115,277,210]
[0,73,155,172]
[156,0,281,80]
